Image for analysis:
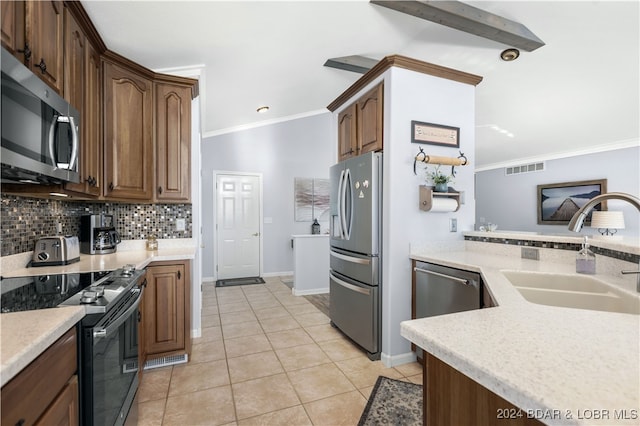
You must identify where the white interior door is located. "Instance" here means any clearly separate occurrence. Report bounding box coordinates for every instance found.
[216,174,261,279]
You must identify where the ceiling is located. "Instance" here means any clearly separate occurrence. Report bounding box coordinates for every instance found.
[82,1,639,169]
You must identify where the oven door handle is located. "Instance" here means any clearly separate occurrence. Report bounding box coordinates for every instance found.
[93,287,143,340]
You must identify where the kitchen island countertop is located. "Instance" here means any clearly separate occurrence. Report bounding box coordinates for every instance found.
[404,249,640,425]
[1,242,197,387]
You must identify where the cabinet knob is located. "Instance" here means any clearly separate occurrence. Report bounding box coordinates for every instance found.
[16,419,26,426]
[36,59,47,74]
[109,182,114,191]
[17,43,31,61]
[158,186,163,194]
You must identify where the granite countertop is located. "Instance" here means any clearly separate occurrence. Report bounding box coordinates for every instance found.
[403,249,640,426]
[0,241,197,387]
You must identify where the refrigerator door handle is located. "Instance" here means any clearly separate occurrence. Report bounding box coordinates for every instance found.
[330,250,371,265]
[337,169,345,239]
[330,272,371,296]
[342,168,352,240]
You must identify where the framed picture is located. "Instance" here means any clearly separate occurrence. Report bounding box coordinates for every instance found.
[537,179,607,225]
[294,178,330,222]
[411,120,460,148]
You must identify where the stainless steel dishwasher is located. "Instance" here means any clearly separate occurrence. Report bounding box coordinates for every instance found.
[414,261,482,318]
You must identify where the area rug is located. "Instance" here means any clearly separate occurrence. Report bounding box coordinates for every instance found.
[358,376,423,426]
[215,277,265,287]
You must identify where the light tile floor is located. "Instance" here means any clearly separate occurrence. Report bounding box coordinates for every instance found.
[135,276,423,426]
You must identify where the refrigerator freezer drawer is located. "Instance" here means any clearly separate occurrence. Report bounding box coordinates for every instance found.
[330,249,379,286]
[329,272,379,356]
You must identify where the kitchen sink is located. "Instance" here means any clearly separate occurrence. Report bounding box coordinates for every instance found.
[502,270,640,315]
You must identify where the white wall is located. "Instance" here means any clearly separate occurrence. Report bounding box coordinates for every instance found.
[383,67,477,365]
[475,146,640,237]
[200,113,333,280]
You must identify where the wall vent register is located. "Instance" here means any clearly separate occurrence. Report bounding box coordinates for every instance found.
[505,162,544,176]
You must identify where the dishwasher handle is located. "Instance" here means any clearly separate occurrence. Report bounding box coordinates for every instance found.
[414,267,477,288]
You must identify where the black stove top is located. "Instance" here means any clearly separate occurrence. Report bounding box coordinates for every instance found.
[1,270,111,313]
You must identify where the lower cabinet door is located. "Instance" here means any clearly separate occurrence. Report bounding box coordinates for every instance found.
[35,375,79,426]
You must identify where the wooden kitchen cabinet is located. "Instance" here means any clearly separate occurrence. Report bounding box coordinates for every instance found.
[1,0,25,57]
[34,376,79,426]
[26,0,65,94]
[144,261,191,360]
[338,103,357,161]
[1,0,63,94]
[155,82,192,202]
[1,327,78,426]
[356,83,384,155]
[63,8,102,197]
[337,83,383,162]
[424,352,542,426]
[103,60,154,200]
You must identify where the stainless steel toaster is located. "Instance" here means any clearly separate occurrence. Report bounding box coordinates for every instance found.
[31,236,81,267]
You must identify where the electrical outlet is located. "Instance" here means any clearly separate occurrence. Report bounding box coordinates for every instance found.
[449,218,457,232]
[521,247,539,260]
[176,218,186,231]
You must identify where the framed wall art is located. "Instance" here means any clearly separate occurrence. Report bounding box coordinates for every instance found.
[537,179,607,225]
[411,120,460,148]
[294,178,330,222]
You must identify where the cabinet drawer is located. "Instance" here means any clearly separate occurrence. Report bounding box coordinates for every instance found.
[1,327,77,426]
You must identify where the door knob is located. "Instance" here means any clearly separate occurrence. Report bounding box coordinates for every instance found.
[252,232,260,237]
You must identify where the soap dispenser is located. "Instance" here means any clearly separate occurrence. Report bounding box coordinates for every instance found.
[576,236,596,274]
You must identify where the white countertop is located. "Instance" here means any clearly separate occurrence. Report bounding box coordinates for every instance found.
[404,249,640,425]
[0,241,197,387]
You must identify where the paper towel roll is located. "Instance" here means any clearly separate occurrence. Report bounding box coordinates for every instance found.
[430,197,459,212]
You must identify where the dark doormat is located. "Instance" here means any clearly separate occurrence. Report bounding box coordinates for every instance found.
[215,277,265,287]
[358,376,422,426]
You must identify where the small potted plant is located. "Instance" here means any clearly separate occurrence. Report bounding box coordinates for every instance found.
[426,166,453,192]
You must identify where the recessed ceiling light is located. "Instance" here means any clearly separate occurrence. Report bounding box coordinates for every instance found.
[256,106,269,113]
[500,48,520,61]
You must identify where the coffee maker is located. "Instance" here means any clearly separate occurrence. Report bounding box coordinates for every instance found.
[80,214,121,254]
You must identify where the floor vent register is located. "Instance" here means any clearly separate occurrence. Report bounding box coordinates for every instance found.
[143,354,189,370]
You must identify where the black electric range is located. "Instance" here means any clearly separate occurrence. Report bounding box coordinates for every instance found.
[1,270,112,313]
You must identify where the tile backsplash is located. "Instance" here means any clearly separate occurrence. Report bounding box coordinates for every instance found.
[1,195,192,257]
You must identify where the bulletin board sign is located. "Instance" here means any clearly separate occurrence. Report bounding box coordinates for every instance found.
[411,120,460,148]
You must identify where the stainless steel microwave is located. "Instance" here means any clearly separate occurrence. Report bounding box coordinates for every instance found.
[1,47,80,184]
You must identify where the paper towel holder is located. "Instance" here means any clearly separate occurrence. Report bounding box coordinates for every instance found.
[419,185,461,212]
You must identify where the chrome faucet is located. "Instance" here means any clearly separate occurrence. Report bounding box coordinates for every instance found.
[567,192,640,292]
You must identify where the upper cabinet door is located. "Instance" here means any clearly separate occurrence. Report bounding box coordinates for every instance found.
[357,84,383,155]
[62,9,86,194]
[1,1,25,56]
[83,43,102,198]
[338,103,358,162]
[155,83,191,202]
[27,0,64,94]
[104,61,153,200]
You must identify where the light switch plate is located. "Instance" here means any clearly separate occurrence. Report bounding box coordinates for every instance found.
[176,218,186,231]
[449,218,457,232]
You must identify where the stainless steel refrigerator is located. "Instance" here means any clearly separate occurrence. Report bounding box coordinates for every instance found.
[329,151,382,360]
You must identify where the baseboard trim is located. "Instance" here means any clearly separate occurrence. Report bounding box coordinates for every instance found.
[262,271,293,278]
[292,287,329,296]
[381,351,417,368]
[202,276,215,283]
